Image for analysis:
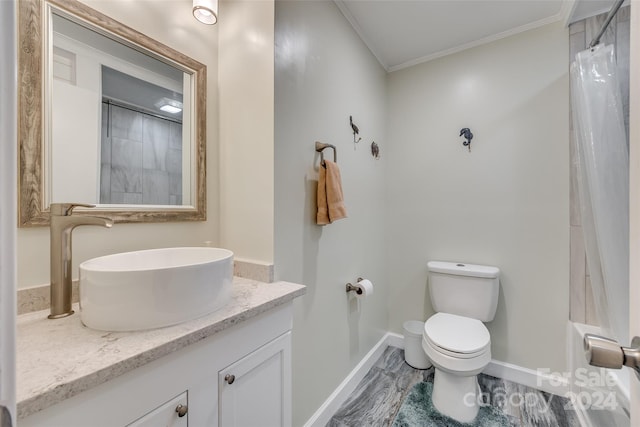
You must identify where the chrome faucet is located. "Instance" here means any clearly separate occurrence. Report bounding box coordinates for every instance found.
[49,203,113,319]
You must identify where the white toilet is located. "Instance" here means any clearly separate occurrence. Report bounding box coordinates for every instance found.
[422,261,500,423]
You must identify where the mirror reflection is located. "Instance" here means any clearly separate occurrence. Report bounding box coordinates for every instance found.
[18,0,207,226]
[49,12,191,206]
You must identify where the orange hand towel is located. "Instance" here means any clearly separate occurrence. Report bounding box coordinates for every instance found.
[316,160,347,225]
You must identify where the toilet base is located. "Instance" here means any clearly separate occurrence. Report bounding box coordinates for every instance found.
[431,368,480,423]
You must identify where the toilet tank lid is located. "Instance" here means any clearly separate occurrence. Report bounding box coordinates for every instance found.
[427,261,500,278]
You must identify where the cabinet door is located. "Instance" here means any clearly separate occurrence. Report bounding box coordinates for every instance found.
[219,332,291,427]
[127,392,188,427]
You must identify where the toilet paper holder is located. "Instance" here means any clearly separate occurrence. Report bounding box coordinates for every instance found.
[346,278,365,294]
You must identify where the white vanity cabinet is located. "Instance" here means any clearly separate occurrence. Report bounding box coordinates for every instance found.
[127,392,189,427]
[219,332,291,427]
[20,303,294,427]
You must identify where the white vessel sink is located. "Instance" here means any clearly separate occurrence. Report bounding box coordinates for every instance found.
[79,247,233,331]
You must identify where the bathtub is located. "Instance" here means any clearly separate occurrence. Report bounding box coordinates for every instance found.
[569,322,629,427]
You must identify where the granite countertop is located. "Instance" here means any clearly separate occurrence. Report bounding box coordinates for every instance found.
[17,277,306,419]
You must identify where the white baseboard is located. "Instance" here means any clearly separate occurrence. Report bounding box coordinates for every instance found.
[386,332,404,349]
[304,333,571,427]
[483,359,571,396]
[303,332,401,427]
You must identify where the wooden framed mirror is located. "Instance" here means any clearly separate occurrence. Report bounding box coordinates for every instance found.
[18,0,207,226]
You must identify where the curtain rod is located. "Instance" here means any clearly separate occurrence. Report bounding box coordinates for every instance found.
[589,0,625,48]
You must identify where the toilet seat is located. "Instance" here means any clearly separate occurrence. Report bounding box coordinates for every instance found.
[423,313,490,359]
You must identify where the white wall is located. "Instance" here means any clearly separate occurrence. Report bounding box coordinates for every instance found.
[218,0,275,265]
[386,22,570,372]
[628,4,640,424]
[52,80,100,203]
[0,0,17,422]
[17,0,220,289]
[274,2,388,425]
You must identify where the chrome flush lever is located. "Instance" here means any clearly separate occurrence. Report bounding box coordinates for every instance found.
[584,334,640,379]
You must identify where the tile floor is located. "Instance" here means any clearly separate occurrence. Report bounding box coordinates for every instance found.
[327,347,583,427]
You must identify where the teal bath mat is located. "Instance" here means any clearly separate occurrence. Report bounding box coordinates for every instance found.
[392,382,510,427]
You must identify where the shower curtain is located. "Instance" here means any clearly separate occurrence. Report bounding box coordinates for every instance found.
[570,44,629,344]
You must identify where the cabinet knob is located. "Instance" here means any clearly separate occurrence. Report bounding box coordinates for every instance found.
[225,374,236,384]
[175,404,188,417]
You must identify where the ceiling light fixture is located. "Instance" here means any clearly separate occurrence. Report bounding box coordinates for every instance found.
[155,98,183,114]
[193,0,218,25]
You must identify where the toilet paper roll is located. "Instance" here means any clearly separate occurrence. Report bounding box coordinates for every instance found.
[355,279,374,298]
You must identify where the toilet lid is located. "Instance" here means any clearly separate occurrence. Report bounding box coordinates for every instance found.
[424,313,490,354]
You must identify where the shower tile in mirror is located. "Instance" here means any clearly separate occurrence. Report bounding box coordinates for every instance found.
[110,106,143,141]
[169,122,182,149]
[142,169,170,205]
[142,116,170,170]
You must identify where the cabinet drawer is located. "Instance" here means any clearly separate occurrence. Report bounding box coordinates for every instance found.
[127,391,188,427]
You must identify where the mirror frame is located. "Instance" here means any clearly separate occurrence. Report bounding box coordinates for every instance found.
[18,0,207,227]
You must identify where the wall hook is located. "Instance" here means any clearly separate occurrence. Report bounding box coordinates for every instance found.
[459,128,473,152]
[371,141,380,159]
[350,116,361,145]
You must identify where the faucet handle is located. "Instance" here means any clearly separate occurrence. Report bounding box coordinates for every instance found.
[50,203,96,216]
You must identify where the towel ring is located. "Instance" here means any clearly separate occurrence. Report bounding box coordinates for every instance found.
[315,141,337,167]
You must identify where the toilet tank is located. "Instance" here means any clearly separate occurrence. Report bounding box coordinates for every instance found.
[427,261,500,322]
